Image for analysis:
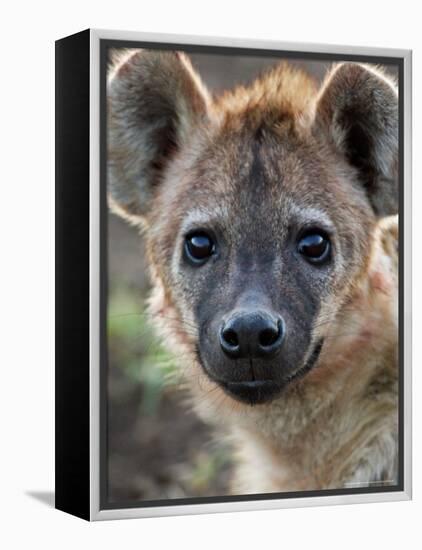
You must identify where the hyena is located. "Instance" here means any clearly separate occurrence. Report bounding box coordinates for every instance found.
[107,49,399,493]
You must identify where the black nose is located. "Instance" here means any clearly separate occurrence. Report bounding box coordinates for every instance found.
[219,311,285,359]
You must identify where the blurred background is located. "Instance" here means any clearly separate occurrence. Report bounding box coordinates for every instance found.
[107,50,398,504]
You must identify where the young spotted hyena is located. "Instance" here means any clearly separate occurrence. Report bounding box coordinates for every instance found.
[107,50,399,493]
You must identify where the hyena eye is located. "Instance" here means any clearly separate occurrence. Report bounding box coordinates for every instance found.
[297,231,331,264]
[184,231,215,265]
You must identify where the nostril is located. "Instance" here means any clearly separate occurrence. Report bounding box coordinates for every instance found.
[259,326,279,347]
[258,319,284,354]
[220,324,241,358]
[223,328,239,348]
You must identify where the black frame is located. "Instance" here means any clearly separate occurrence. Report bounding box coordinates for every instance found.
[55,29,90,520]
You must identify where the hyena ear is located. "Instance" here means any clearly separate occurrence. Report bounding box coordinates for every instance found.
[314,63,398,216]
[107,50,211,223]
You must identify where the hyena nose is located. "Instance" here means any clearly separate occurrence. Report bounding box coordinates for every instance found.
[219,311,285,359]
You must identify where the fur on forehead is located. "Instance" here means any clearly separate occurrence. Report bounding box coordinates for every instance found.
[108,51,398,228]
[213,62,318,131]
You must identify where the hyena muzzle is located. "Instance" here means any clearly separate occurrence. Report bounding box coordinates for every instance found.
[107,50,399,492]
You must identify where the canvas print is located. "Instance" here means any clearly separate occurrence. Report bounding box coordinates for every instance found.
[105,46,399,505]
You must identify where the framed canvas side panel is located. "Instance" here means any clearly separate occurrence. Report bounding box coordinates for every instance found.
[55,29,91,521]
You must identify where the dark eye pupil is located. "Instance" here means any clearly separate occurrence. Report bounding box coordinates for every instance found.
[298,233,330,262]
[185,233,214,263]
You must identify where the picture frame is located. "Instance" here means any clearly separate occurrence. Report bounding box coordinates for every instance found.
[55,28,412,521]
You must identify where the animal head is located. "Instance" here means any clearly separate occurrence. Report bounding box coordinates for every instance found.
[108,50,398,406]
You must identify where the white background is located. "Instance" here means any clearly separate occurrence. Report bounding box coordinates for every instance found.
[0,1,419,548]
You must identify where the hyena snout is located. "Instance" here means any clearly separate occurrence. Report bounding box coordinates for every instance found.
[219,310,285,360]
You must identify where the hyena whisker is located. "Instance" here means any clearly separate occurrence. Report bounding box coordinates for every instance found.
[109,321,198,343]
[313,315,377,331]
[198,387,227,412]
[155,313,199,330]
[311,307,378,328]
[313,301,381,322]
[320,331,379,342]
[311,318,365,331]
[110,310,199,332]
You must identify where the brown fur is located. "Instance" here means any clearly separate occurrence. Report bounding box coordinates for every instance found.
[107,50,398,493]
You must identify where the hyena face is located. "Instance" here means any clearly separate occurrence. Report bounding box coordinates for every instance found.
[108,51,398,405]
